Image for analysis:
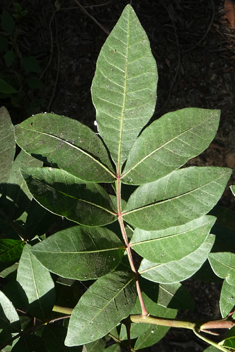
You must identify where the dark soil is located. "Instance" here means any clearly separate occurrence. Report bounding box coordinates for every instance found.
[1,0,235,351]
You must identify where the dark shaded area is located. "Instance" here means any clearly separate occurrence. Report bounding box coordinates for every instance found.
[1,0,235,351]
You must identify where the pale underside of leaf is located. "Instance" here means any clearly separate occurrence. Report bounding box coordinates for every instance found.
[123,167,232,231]
[139,234,215,284]
[22,167,116,226]
[122,108,220,184]
[130,215,216,263]
[65,271,137,346]
[209,252,235,286]
[91,4,158,168]
[16,244,55,319]
[220,280,235,318]
[0,106,15,184]
[31,226,125,280]
[15,113,115,183]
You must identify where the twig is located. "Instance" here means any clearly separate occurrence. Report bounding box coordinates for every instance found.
[73,0,110,35]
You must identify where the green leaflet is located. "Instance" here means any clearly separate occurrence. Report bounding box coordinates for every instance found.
[65,271,137,346]
[15,113,115,183]
[130,215,216,263]
[91,5,157,168]
[139,234,215,284]
[220,280,235,318]
[0,107,15,184]
[16,244,55,320]
[0,291,20,333]
[122,108,220,184]
[31,226,125,280]
[209,252,235,286]
[22,167,116,227]
[123,167,232,231]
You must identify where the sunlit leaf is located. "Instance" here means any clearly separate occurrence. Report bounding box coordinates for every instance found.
[123,167,231,231]
[22,167,116,226]
[220,280,235,318]
[65,271,136,346]
[15,113,115,182]
[91,5,157,167]
[82,338,106,352]
[16,244,55,319]
[122,108,220,184]
[0,291,20,333]
[0,107,15,184]
[130,215,215,263]
[209,252,235,285]
[139,234,215,284]
[32,226,125,280]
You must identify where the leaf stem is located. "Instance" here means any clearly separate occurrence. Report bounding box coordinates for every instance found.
[116,177,148,317]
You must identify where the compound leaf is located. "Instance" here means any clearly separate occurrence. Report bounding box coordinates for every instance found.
[139,234,215,284]
[123,167,231,231]
[31,226,125,280]
[15,113,115,183]
[122,108,220,184]
[16,244,55,320]
[65,271,136,346]
[22,167,116,227]
[91,5,157,168]
[130,215,215,263]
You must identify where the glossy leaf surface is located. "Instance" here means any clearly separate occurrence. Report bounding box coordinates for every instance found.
[22,167,116,226]
[130,215,216,263]
[16,244,55,319]
[209,252,235,285]
[32,226,125,280]
[15,113,115,182]
[123,167,231,231]
[139,234,214,284]
[65,271,136,346]
[0,107,15,184]
[91,5,157,167]
[122,108,220,184]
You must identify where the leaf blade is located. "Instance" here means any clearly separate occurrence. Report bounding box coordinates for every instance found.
[139,234,215,284]
[122,108,220,184]
[32,226,125,280]
[130,215,216,263]
[15,113,115,183]
[91,5,157,167]
[16,244,55,319]
[22,167,116,227]
[123,167,231,231]
[65,271,137,346]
